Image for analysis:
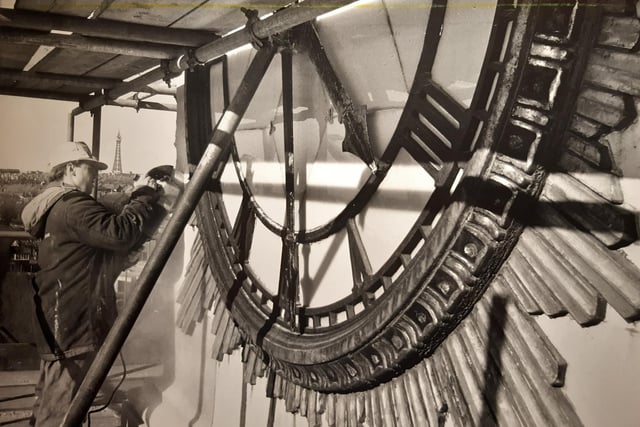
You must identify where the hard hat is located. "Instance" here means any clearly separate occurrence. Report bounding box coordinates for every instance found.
[48,141,108,171]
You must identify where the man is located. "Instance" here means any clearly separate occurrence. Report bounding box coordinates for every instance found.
[21,141,164,426]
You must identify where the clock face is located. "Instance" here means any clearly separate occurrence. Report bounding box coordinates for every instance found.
[185,0,589,393]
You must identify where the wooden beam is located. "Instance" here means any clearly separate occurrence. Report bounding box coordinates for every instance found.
[68,110,75,140]
[0,87,175,112]
[91,106,102,197]
[0,7,216,47]
[0,67,120,89]
[0,28,187,59]
[0,87,83,102]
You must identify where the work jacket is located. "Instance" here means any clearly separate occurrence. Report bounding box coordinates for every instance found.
[21,184,161,360]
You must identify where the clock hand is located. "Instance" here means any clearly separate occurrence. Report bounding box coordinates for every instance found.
[296,22,378,173]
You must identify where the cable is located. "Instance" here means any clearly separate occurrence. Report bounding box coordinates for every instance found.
[86,352,127,427]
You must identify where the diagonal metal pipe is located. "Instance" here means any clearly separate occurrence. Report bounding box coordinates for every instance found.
[62,43,278,427]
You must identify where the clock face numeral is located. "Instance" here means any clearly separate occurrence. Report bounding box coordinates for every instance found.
[232,194,257,263]
[346,217,373,292]
[296,22,377,171]
[404,80,466,185]
[278,234,299,327]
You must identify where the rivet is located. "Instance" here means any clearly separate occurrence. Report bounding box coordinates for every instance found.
[439,281,451,294]
[346,364,357,377]
[508,134,524,150]
[464,243,478,258]
[391,334,404,349]
[417,312,427,324]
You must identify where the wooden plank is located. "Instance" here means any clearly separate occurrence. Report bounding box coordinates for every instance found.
[558,150,624,204]
[475,295,583,427]
[519,226,606,326]
[507,248,567,316]
[0,41,39,69]
[30,48,115,75]
[390,377,412,427]
[533,203,640,321]
[456,319,526,427]
[403,368,428,426]
[367,385,383,427]
[542,172,637,247]
[574,87,628,128]
[14,0,57,13]
[497,268,542,315]
[430,348,473,427]
[585,61,640,98]
[489,283,568,387]
[597,15,640,50]
[85,55,157,80]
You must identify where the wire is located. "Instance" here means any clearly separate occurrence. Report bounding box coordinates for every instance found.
[86,352,127,427]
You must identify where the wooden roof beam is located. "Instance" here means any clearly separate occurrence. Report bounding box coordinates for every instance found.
[0,67,121,89]
[0,86,83,102]
[0,7,217,47]
[0,28,187,59]
[0,87,175,112]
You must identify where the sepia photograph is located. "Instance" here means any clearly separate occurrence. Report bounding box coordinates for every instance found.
[0,0,639,426]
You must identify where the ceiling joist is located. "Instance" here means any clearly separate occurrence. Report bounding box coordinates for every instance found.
[0,27,188,60]
[0,7,217,46]
[0,67,121,89]
[0,86,82,102]
[0,68,177,111]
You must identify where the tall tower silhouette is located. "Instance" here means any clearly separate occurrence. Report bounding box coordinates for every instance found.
[113,131,123,174]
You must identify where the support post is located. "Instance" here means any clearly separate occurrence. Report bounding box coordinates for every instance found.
[67,112,75,141]
[91,107,102,198]
[91,107,102,161]
[61,43,278,427]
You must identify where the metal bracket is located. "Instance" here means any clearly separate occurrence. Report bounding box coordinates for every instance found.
[241,7,266,50]
[160,59,173,88]
[186,48,206,71]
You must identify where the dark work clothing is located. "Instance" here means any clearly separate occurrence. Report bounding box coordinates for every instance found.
[21,183,162,427]
[22,184,161,360]
[31,353,96,426]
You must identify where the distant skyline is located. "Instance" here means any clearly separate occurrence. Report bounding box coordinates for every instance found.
[0,95,177,174]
